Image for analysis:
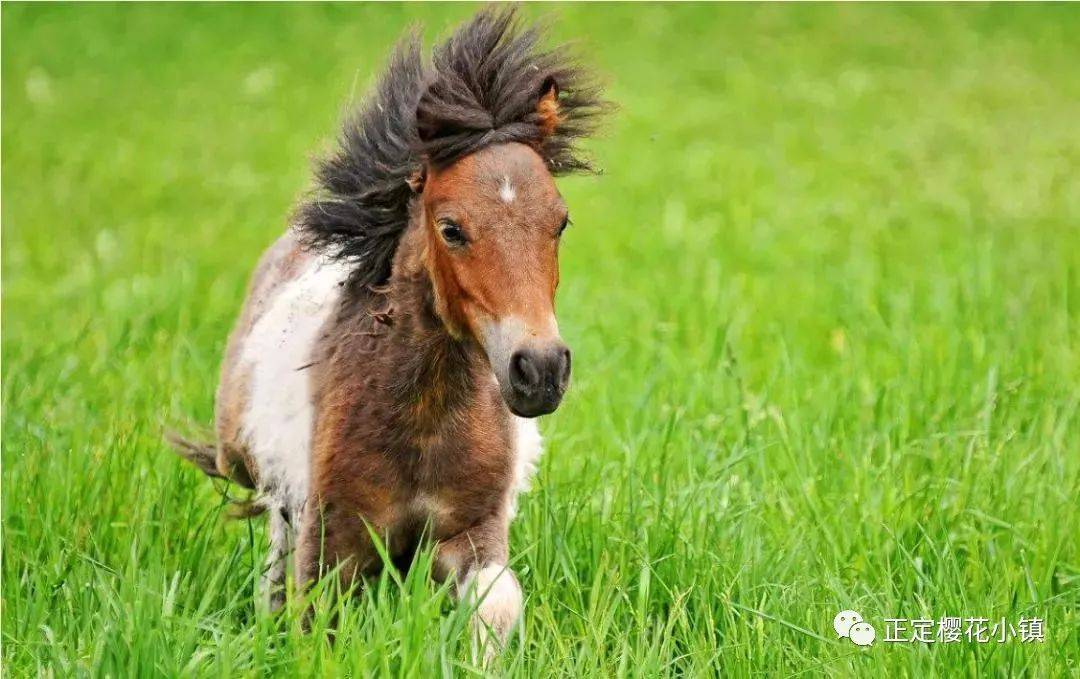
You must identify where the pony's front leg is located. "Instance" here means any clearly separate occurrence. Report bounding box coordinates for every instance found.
[293,500,378,612]
[435,520,521,659]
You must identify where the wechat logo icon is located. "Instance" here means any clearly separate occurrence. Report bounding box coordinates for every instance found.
[834,610,876,647]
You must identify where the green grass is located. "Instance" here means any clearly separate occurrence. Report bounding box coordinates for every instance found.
[3,3,1079,676]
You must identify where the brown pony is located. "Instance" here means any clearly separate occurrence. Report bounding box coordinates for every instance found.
[168,8,607,651]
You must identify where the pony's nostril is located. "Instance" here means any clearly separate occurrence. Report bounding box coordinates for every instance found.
[560,347,572,385]
[510,351,540,393]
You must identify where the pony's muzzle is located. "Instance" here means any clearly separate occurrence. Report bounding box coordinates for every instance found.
[506,341,570,417]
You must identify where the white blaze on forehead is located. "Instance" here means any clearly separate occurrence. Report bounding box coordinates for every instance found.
[498,175,516,204]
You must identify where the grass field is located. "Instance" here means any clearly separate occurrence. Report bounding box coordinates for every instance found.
[3,3,1079,676]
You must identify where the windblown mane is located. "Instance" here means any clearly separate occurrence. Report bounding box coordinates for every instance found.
[296,8,607,288]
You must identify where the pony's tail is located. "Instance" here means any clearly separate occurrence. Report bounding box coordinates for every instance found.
[165,431,268,519]
[165,431,223,478]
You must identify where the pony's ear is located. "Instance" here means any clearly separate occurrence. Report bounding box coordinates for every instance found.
[536,76,562,139]
[406,166,426,194]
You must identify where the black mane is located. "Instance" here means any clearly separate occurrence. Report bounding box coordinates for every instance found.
[296,8,607,288]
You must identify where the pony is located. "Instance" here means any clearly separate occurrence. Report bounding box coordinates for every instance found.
[169,7,607,651]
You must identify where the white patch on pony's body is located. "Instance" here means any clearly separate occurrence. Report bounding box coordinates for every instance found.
[509,416,542,516]
[498,175,516,204]
[238,255,350,516]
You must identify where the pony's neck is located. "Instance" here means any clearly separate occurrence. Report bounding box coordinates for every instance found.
[383,223,485,430]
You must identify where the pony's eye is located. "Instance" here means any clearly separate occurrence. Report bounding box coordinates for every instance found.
[438,220,467,247]
[557,215,571,238]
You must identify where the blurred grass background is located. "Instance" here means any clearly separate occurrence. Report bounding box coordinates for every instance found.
[3,3,1078,676]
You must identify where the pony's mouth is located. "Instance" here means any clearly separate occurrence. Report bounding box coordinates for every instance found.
[505,391,566,418]
[505,387,566,418]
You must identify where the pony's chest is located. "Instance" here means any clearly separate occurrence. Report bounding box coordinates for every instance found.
[391,415,544,532]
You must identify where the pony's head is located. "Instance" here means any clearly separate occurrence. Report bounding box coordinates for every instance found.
[298,8,607,418]
[420,141,569,416]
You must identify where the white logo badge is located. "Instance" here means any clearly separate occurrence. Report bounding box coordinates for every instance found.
[834,610,875,646]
